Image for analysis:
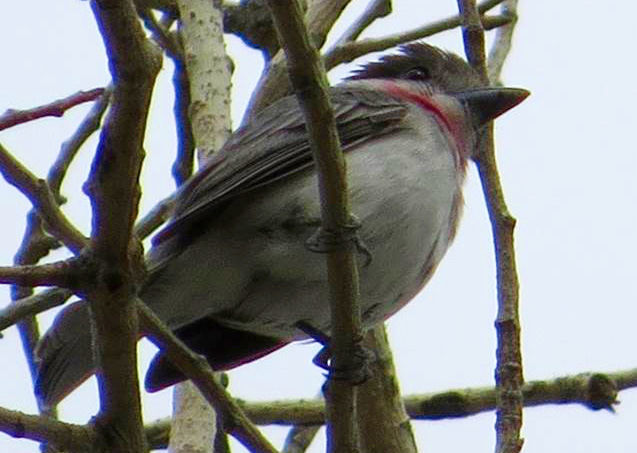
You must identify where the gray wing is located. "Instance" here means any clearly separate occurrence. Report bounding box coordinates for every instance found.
[150,87,408,259]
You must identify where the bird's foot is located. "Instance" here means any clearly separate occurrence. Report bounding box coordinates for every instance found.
[304,215,372,266]
[296,321,373,384]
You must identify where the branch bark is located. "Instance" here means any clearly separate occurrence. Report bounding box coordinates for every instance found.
[244,0,354,118]
[0,143,88,253]
[0,88,104,131]
[82,0,162,451]
[266,1,363,452]
[324,0,508,71]
[142,367,631,449]
[137,300,279,453]
[169,0,234,450]
[456,1,523,452]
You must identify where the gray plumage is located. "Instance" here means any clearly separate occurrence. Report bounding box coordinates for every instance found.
[34,43,528,406]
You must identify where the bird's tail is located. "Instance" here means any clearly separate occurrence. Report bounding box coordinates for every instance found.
[34,301,96,409]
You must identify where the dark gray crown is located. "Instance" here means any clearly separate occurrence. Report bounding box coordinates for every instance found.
[346,42,482,92]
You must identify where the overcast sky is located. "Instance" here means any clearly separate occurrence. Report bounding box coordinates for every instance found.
[1,1,637,452]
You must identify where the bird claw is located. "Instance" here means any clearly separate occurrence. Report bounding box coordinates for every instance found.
[304,215,372,267]
[297,321,373,385]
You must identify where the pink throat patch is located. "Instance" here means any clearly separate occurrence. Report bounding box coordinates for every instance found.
[381,81,468,170]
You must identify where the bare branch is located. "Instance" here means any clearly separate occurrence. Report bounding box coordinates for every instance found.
[487,0,519,83]
[0,405,96,452]
[83,0,162,451]
[48,86,112,194]
[357,325,417,452]
[0,288,73,333]
[282,425,320,453]
[266,1,363,452]
[324,2,509,71]
[137,300,279,453]
[244,0,354,118]
[0,89,104,131]
[133,194,175,240]
[0,144,88,254]
[143,367,634,449]
[0,259,85,289]
[175,0,232,159]
[334,0,392,45]
[456,1,523,452]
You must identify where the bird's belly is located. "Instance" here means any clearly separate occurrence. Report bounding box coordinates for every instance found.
[209,133,462,340]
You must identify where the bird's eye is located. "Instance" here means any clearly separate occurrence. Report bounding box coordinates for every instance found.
[403,67,431,81]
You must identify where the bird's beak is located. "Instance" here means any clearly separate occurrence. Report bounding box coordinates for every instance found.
[454,87,530,127]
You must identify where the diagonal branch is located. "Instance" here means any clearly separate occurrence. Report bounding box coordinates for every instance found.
[137,300,279,453]
[334,0,392,45]
[0,88,104,131]
[0,143,88,254]
[324,10,510,71]
[48,86,112,194]
[244,0,355,118]
[0,288,73,333]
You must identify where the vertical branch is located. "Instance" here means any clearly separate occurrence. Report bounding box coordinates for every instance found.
[176,0,232,160]
[487,0,519,84]
[84,0,162,451]
[169,0,232,451]
[357,325,417,453]
[265,1,362,452]
[456,1,524,453]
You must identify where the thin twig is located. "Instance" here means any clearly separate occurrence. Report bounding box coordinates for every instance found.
[244,0,355,118]
[324,8,510,71]
[282,425,321,453]
[133,194,175,239]
[456,1,523,452]
[0,288,73,333]
[0,405,96,451]
[334,0,391,45]
[487,0,519,83]
[0,143,88,253]
[48,86,111,194]
[0,88,104,131]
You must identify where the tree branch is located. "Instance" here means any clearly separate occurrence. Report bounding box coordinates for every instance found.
[0,143,88,254]
[266,1,363,452]
[324,10,510,71]
[333,0,392,45]
[487,0,518,83]
[0,288,73,333]
[0,259,86,289]
[456,1,523,452]
[244,0,354,118]
[0,406,96,452]
[48,86,112,194]
[143,367,633,449]
[0,88,104,131]
[83,0,162,451]
[137,300,279,453]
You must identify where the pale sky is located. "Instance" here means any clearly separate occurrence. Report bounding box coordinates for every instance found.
[1,1,636,452]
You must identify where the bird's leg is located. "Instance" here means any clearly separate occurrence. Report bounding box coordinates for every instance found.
[295,321,373,384]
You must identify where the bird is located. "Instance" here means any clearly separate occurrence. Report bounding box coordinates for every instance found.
[34,42,529,407]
